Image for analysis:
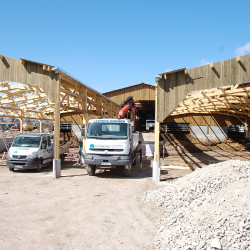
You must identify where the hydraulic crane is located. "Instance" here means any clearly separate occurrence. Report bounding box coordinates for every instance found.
[118,96,136,126]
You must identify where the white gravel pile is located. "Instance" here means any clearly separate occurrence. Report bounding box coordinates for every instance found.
[143,160,250,249]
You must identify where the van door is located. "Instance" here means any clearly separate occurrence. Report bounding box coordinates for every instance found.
[41,136,53,165]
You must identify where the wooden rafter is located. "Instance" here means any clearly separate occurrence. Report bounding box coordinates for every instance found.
[170,83,250,120]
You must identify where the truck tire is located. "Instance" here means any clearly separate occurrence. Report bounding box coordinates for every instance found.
[86,164,96,176]
[124,163,132,177]
[60,154,65,164]
[36,161,43,172]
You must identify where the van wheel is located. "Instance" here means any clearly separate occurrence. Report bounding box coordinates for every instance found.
[86,164,96,176]
[124,163,132,177]
[36,161,43,172]
[9,168,14,172]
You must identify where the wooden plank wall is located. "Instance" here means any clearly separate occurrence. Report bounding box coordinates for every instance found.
[157,54,250,122]
[0,56,59,103]
[104,83,155,104]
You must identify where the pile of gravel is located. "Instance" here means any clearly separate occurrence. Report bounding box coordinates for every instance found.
[143,160,250,249]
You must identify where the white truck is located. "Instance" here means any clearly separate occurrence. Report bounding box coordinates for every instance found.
[6,133,69,172]
[82,118,139,177]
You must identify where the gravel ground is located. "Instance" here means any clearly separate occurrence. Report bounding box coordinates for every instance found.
[143,160,250,250]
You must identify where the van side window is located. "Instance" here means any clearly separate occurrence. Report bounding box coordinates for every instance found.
[41,137,47,149]
[47,136,51,146]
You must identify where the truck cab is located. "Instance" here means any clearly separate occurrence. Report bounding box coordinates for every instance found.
[83,118,138,176]
[6,133,53,172]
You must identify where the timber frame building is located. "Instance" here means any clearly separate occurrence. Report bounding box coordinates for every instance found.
[153,54,250,176]
[1,53,250,180]
[0,55,120,177]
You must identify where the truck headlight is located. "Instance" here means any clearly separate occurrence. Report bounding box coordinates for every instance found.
[120,156,129,160]
[85,155,93,159]
[28,152,38,158]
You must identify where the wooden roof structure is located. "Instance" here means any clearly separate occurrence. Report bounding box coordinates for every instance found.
[156,54,250,124]
[153,54,250,180]
[0,56,120,121]
[0,54,120,178]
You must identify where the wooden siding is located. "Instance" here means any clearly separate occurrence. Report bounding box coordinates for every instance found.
[103,83,155,104]
[157,54,250,122]
[0,56,59,103]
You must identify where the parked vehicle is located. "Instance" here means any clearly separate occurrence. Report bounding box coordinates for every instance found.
[82,118,139,177]
[6,133,69,172]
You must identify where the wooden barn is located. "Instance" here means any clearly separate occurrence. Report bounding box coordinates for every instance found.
[103,83,155,130]
[0,55,120,177]
[152,54,250,177]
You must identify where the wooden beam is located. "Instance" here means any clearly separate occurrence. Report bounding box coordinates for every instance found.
[20,59,25,65]
[236,55,241,62]
[210,62,214,69]
[0,54,3,60]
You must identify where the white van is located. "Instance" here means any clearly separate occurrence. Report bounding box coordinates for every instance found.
[6,133,53,172]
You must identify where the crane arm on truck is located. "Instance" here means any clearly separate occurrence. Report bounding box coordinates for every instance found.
[118,96,136,126]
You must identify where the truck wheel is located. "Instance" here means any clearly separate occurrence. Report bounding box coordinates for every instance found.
[9,168,14,172]
[36,161,43,172]
[124,163,132,177]
[86,164,96,176]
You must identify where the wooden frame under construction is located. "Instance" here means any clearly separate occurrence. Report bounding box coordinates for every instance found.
[156,54,250,123]
[153,54,250,177]
[0,55,120,178]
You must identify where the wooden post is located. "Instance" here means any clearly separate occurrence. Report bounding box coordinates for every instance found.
[153,80,161,181]
[53,74,61,178]
[245,117,249,139]
[19,117,23,133]
[39,120,42,133]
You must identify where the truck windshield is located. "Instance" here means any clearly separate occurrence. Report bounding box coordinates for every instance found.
[12,136,41,148]
[87,123,128,139]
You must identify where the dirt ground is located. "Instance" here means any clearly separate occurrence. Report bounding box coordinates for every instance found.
[0,152,165,250]
[1,132,250,250]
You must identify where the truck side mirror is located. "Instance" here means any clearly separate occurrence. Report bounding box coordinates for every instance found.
[131,126,135,133]
[8,142,12,148]
[81,124,85,136]
[81,129,85,136]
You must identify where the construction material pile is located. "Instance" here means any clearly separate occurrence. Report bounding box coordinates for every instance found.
[143,160,250,249]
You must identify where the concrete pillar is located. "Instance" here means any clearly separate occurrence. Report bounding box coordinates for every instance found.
[53,158,61,178]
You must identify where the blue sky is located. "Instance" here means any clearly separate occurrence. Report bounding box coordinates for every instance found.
[1,0,250,93]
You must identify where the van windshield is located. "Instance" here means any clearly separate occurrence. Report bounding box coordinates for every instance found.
[87,123,128,139]
[12,136,41,148]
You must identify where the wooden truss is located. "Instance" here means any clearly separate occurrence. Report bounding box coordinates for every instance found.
[0,81,54,120]
[0,79,120,121]
[170,82,250,120]
[59,73,120,119]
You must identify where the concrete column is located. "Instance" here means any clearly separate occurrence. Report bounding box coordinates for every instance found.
[53,158,61,178]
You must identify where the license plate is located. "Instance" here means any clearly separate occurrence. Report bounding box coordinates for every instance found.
[101,162,111,166]
[14,166,24,169]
